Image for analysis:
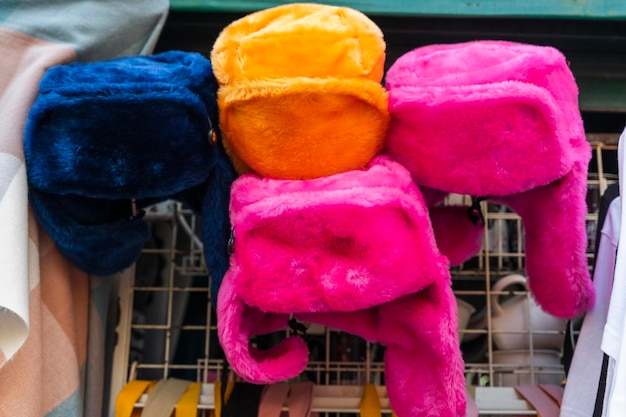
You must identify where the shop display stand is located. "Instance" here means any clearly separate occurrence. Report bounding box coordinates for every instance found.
[109,136,618,416]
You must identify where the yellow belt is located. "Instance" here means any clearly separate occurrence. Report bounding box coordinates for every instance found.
[115,379,202,417]
[360,383,398,417]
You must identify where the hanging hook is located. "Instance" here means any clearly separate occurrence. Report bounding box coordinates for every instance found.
[130,198,145,219]
[208,116,217,145]
[467,196,488,226]
[227,227,235,254]
[288,315,308,336]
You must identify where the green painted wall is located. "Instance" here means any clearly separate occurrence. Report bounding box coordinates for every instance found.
[159,5,626,111]
[579,77,626,112]
[170,0,626,18]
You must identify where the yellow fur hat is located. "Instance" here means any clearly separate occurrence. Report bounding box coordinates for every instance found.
[211,3,389,179]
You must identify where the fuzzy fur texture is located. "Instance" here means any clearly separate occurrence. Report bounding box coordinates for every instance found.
[385,40,594,318]
[202,142,237,305]
[429,205,484,266]
[24,51,236,281]
[217,156,466,417]
[173,140,237,304]
[385,41,584,196]
[25,51,218,199]
[304,281,468,417]
[497,158,593,317]
[211,3,389,179]
[29,190,152,275]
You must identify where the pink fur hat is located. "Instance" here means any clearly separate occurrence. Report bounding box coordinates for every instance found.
[217,156,466,417]
[384,40,594,318]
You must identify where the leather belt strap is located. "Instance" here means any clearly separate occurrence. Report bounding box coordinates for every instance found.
[176,382,202,417]
[514,385,560,417]
[214,381,235,417]
[115,380,154,417]
[538,384,564,406]
[360,383,382,417]
[141,378,191,417]
[288,382,314,417]
[258,384,290,417]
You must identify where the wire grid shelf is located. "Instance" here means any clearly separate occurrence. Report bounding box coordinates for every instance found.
[110,136,619,415]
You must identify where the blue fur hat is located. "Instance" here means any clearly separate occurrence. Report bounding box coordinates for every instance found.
[24,50,235,293]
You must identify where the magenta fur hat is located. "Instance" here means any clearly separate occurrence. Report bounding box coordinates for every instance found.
[385,40,594,318]
[217,156,466,417]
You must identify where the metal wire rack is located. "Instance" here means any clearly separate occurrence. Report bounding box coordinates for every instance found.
[109,135,619,416]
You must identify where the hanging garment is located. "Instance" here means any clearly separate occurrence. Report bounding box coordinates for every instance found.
[114,379,202,417]
[210,2,389,180]
[258,384,290,417]
[217,156,465,417]
[560,187,620,417]
[23,50,235,301]
[563,183,619,377]
[601,127,626,417]
[0,1,168,416]
[261,382,317,417]
[384,40,594,319]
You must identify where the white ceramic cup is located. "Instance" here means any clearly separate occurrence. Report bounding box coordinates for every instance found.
[490,349,563,386]
[490,274,565,351]
[456,298,476,342]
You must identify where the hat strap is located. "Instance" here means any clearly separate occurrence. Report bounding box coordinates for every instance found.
[467,196,488,226]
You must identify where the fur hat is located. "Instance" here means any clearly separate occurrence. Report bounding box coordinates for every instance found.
[217,156,466,417]
[24,50,236,286]
[210,3,389,179]
[384,40,594,318]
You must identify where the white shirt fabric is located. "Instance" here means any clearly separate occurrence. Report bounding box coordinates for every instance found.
[560,195,620,417]
[602,127,626,417]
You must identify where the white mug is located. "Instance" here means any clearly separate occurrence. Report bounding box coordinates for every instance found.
[490,349,564,386]
[490,274,565,351]
[456,298,476,343]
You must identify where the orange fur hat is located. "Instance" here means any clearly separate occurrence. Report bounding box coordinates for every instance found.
[211,3,389,179]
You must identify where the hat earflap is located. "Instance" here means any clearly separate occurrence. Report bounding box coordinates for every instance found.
[216,156,466,417]
[497,158,595,317]
[29,190,151,275]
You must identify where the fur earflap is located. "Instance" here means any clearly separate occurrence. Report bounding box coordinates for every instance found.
[384,40,594,318]
[217,156,466,417]
[28,190,152,275]
[24,51,236,281]
[211,3,389,179]
[171,139,237,304]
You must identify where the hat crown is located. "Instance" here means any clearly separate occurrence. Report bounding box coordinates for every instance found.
[211,3,385,84]
[386,40,578,106]
[25,50,218,200]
